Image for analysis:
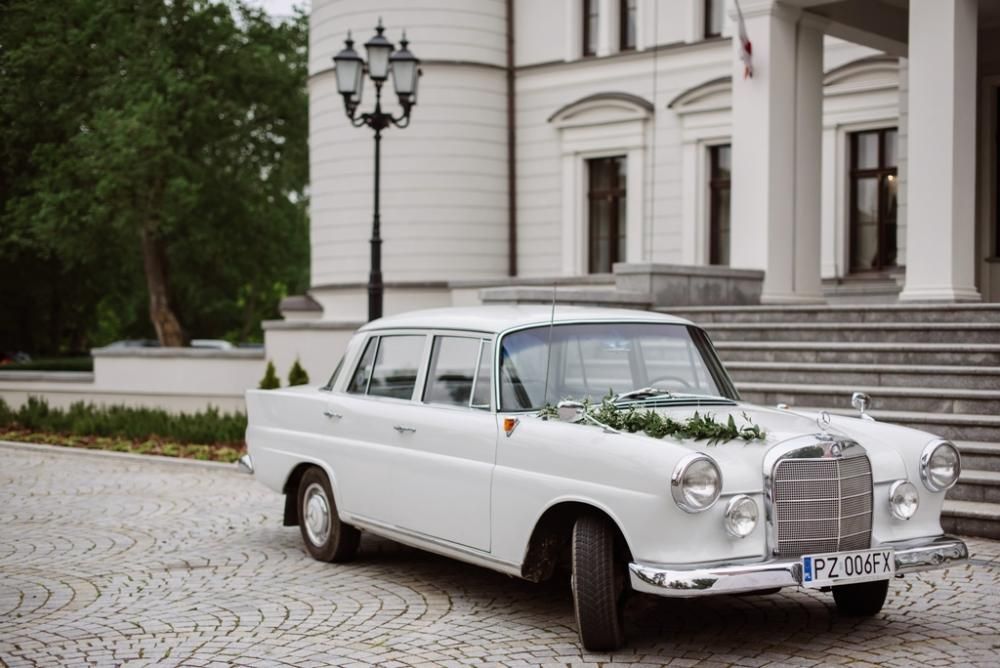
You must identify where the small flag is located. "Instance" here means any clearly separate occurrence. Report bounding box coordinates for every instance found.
[734,0,753,79]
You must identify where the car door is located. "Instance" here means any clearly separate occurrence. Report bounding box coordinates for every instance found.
[320,332,428,527]
[389,334,498,552]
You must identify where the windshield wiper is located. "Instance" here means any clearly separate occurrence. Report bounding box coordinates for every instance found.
[614,389,733,404]
[613,387,674,402]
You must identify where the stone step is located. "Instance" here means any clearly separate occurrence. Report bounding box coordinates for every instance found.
[714,341,1000,366]
[941,500,1000,540]
[783,407,1000,443]
[947,470,1000,504]
[704,322,1000,344]
[736,382,1000,415]
[667,303,1000,324]
[956,441,1000,472]
[725,362,1000,390]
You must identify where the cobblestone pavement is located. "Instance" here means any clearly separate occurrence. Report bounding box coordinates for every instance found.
[1,443,999,668]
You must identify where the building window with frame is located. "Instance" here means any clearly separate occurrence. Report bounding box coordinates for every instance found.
[708,144,731,265]
[849,128,898,272]
[588,156,627,273]
[583,0,599,56]
[704,0,724,38]
[620,0,637,51]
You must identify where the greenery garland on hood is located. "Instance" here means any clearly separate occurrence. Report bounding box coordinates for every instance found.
[539,394,767,445]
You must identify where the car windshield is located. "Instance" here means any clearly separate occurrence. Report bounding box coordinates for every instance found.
[498,322,733,411]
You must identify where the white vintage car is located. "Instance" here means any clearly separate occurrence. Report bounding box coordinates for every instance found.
[243,306,968,650]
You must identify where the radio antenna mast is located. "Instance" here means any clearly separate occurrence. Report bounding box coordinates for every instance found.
[541,283,557,410]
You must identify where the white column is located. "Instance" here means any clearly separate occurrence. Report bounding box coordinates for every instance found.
[820,126,839,278]
[597,0,615,56]
[625,148,646,262]
[899,0,980,302]
[560,154,580,275]
[729,1,824,302]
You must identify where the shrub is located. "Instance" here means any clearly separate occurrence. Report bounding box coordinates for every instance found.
[287,358,309,386]
[259,360,280,389]
[0,397,245,445]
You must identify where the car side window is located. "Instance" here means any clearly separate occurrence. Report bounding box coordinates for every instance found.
[367,335,425,399]
[347,337,378,394]
[470,340,492,410]
[423,336,481,407]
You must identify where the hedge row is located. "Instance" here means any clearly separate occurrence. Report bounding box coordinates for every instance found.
[0,397,246,445]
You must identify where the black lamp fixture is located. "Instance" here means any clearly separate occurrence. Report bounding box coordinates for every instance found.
[333,19,421,322]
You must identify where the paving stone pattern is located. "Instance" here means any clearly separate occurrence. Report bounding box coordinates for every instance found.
[1,444,999,667]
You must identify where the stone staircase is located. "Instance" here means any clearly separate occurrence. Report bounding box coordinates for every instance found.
[667,303,1000,539]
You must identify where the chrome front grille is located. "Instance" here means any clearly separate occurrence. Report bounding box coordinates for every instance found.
[772,455,873,558]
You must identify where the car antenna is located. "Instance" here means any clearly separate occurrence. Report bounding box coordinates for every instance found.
[541,283,557,411]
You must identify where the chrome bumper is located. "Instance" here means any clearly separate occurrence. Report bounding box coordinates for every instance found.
[629,534,968,598]
[236,453,254,475]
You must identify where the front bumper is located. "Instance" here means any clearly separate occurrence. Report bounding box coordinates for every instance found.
[629,534,968,598]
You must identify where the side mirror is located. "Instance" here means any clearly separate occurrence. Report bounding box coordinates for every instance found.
[851,392,874,421]
[556,400,586,422]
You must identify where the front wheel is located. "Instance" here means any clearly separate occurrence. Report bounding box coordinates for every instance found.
[571,514,627,651]
[297,467,360,563]
[832,578,889,616]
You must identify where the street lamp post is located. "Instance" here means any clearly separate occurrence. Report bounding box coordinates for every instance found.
[333,20,421,322]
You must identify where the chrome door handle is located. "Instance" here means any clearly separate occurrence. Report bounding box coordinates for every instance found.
[393,425,416,434]
[323,409,343,419]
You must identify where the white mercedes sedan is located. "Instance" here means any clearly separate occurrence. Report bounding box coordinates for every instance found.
[243,306,967,650]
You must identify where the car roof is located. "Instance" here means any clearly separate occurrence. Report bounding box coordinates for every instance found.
[359,305,694,335]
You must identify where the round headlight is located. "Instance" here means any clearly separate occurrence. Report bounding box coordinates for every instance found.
[888,480,919,520]
[724,494,758,537]
[671,454,722,513]
[920,441,961,492]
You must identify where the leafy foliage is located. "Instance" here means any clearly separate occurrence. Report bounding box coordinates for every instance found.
[287,358,309,386]
[539,395,766,445]
[259,360,280,389]
[0,397,245,445]
[0,0,309,351]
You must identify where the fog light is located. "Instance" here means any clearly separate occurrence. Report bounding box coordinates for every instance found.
[724,494,758,538]
[889,480,919,520]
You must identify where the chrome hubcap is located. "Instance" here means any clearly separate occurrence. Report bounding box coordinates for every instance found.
[303,483,331,546]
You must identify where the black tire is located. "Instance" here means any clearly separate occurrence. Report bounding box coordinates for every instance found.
[297,467,360,563]
[832,578,889,616]
[571,514,627,651]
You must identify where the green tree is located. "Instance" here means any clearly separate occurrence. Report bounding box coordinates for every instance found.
[0,0,309,351]
[287,358,309,386]
[258,360,280,390]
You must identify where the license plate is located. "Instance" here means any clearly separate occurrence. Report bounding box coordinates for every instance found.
[801,548,895,588]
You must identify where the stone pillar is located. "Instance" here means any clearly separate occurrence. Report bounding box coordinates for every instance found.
[729,1,824,303]
[899,0,980,302]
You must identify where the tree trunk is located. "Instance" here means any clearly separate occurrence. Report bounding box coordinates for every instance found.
[141,222,185,347]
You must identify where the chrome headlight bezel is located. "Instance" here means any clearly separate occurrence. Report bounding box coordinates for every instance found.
[888,479,920,521]
[919,440,961,492]
[671,453,722,513]
[723,494,758,537]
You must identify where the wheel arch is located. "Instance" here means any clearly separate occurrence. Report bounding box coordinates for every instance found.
[520,499,633,582]
[281,459,341,527]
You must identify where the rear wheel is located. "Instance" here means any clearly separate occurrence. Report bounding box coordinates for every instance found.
[571,514,627,651]
[832,579,889,616]
[297,467,360,563]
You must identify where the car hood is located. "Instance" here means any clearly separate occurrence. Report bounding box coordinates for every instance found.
[642,403,910,492]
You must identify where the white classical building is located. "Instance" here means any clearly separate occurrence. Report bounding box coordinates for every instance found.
[263,0,1000,377]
